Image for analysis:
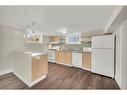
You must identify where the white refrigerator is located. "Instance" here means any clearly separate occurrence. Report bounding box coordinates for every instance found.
[91,35,114,78]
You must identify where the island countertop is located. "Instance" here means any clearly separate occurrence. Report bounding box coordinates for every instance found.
[24,51,48,56]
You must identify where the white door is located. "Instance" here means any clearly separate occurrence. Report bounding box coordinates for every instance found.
[92,49,114,77]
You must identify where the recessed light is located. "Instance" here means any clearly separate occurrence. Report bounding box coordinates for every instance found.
[62,30,67,34]
[59,28,69,34]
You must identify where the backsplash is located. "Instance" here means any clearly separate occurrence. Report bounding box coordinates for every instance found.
[63,42,91,51]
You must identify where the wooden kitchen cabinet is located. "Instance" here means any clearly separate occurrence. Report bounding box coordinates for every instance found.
[55,51,72,66]
[51,36,60,42]
[83,52,91,71]
[58,51,63,64]
[61,51,66,64]
[42,55,48,75]
[55,51,60,63]
[32,57,39,81]
[65,52,72,65]
[32,54,48,81]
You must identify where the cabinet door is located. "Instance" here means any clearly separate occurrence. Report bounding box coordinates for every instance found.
[32,55,48,81]
[38,55,48,78]
[58,51,62,63]
[51,36,60,42]
[65,52,72,65]
[59,51,65,63]
[38,56,44,78]
[57,51,60,63]
[61,52,65,64]
[42,55,48,75]
[55,51,59,63]
[32,56,39,81]
[83,52,91,70]
[72,53,82,68]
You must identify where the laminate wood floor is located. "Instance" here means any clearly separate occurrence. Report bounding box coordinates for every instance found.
[0,63,120,89]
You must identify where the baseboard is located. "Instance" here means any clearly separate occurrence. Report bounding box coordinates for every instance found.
[13,71,46,87]
[82,67,91,71]
[30,75,46,87]
[0,70,12,76]
[91,70,114,78]
[115,77,122,89]
[72,65,83,69]
[48,60,56,63]
[56,62,72,67]
[13,71,31,87]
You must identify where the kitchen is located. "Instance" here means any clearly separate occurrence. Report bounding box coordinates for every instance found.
[48,35,91,70]
[0,6,127,89]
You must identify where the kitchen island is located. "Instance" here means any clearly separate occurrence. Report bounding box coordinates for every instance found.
[12,51,48,87]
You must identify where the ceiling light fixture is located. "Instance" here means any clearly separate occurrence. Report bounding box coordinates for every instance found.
[62,30,67,34]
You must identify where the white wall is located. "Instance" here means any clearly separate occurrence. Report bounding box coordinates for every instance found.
[0,25,48,75]
[113,26,122,88]
[0,25,24,73]
[113,19,127,89]
[18,43,48,52]
[122,20,127,89]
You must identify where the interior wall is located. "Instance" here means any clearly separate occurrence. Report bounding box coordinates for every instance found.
[122,19,127,89]
[64,42,91,51]
[0,25,48,74]
[18,43,48,53]
[113,19,127,89]
[113,26,122,88]
[0,25,24,73]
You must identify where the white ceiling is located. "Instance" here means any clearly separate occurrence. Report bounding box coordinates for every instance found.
[0,6,116,36]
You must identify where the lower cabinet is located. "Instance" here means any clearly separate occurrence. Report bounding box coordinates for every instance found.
[72,53,82,68]
[59,51,65,64]
[55,51,91,71]
[55,51,59,63]
[32,54,48,81]
[65,52,72,65]
[55,51,72,66]
[83,52,91,71]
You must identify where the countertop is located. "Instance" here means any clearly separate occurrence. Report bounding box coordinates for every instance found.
[50,50,83,53]
[48,47,92,53]
[24,52,48,56]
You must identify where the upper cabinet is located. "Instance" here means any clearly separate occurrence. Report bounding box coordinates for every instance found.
[49,36,65,44]
[50,36,60,43]
[66,35,81,44]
